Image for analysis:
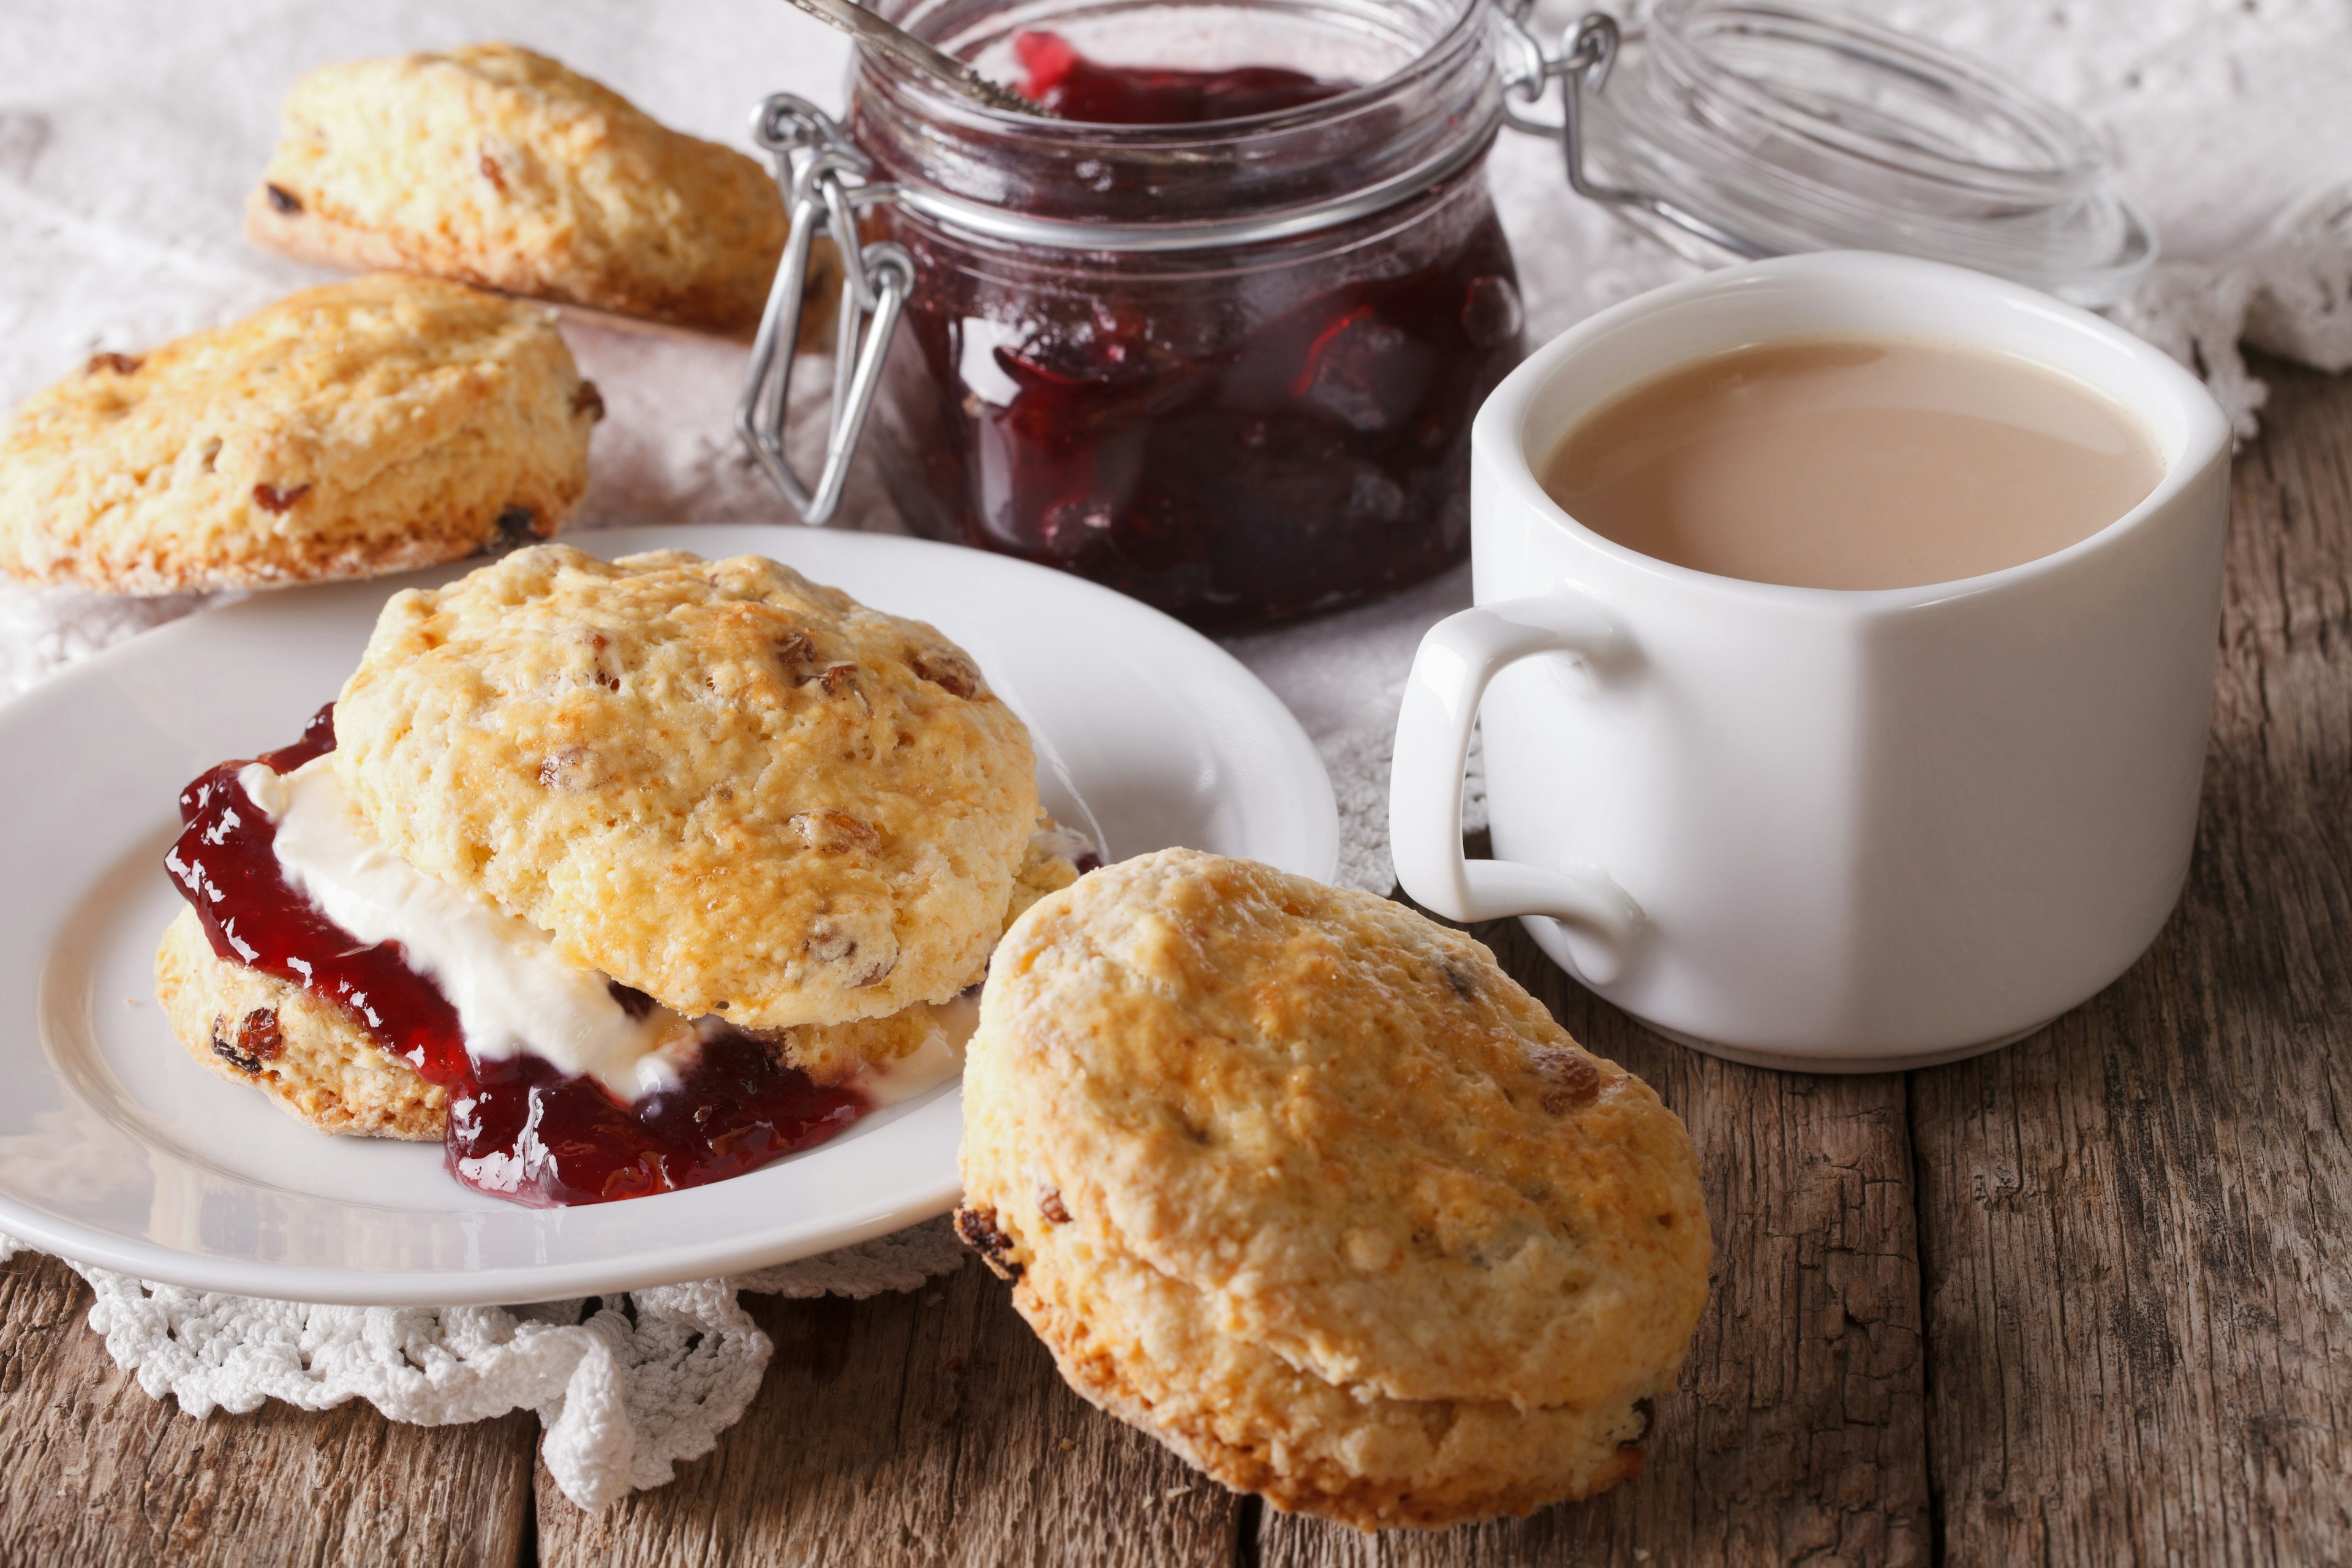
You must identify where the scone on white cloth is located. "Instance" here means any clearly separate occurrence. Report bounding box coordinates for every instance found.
[0,274,597,596]
[246,42,840,343]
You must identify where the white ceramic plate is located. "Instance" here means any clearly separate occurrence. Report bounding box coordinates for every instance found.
[0,524,1336,1305]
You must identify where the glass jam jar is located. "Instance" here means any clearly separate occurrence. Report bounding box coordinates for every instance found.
[737,0,2157,626]
[756,0,1526,628]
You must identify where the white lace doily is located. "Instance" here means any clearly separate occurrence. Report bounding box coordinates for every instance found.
[0,1220,968,1509]
[0,0,2345,1510]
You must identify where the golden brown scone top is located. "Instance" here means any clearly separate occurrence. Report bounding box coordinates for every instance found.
[331,546,1039,1031]
[963,849,1711,1412]
[247,43,789,337]
[0,274,595,595]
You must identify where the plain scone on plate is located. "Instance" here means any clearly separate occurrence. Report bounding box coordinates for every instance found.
[0,274,598,595]
[956,848,1713,1531]
[246,42,837,342]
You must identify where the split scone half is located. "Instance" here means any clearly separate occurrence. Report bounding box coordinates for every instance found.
[0,275,597,595]
[956,849,1711,1530]
[246,43,839,342]
[156,545,1080,1202]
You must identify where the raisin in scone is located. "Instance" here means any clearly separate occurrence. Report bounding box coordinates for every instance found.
[331,545,1039,1030]
[957,849,1711,1530]
[247,43,812,339]
[0,274,596,595]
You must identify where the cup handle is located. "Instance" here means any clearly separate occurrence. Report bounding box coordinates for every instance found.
[1389,594,1645,983]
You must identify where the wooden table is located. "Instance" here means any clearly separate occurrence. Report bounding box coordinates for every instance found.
[4,355,2346,1568]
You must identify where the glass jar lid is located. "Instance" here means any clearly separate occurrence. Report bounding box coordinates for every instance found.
[1536,0,2155,306]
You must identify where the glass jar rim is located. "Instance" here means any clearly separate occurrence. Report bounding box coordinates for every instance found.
[850,0,1508,251]
[882,0,1491,137]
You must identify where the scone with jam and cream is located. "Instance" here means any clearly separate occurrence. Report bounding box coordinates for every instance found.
[156,545,1087,1205]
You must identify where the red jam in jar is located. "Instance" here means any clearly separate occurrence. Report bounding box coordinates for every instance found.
[166,706,867,1207]
[1012,29,1347,122]
[851,1,1524,627]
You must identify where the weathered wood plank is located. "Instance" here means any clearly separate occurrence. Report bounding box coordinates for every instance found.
[1912,355,2352,1567]
[1259,910,1930,1568]
[535,1248,1244,1567]
[0,1251,537,1567]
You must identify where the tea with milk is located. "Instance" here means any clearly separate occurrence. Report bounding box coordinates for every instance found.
[1539,337,2163,590]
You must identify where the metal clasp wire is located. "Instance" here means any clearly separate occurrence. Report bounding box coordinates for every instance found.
[1493,7,1768,260]
[736,94,913,525]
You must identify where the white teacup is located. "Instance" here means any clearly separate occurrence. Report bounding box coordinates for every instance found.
[1390,251,2233,1071]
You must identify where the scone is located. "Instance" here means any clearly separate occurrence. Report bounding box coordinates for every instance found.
[0,274,597,595]
[157,820,1088,1137]
[247,43,830,341]
[957,849,1711,1530]
[331,545,1040,1028]
[156,905,449,1140]
[157,546,1061,1206]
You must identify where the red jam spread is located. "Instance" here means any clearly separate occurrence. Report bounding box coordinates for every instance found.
[1013,30,1348,123]
[165,704,867,1207]
[875,37,1525,628]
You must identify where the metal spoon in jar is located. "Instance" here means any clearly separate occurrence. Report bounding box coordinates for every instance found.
[776,0,1054,116]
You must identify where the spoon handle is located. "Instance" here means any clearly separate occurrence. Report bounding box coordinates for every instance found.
[778,0,1051,116]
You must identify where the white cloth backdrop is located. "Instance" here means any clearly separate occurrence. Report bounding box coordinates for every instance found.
[0,0,2345,1507]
